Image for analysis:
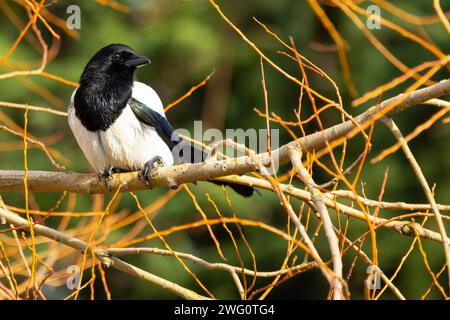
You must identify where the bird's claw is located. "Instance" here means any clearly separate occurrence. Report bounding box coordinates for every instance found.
[139,156,165,189]
[98,172,112,192]
[98,166,120,192]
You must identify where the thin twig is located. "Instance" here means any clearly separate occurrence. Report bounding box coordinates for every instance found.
[381,117,450,291]
[0,207,209,300]
[288,146,345,300]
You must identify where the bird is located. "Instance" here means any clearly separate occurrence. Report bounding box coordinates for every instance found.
[67,43,254,197]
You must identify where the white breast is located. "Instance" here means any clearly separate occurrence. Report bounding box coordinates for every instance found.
[67,83,174,173]
[68,100,110,173]
[99,105,174,171]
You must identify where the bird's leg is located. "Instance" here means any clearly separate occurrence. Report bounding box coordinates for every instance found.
[98,166,120,191]
[138,156,178,190]
[138,156,164,189]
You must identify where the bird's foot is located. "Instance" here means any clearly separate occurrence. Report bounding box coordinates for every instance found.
[138,156,179,190]
[138,156,165,189]
[98,166,121,191]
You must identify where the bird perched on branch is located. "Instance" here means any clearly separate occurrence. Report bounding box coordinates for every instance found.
[67,43,254,197]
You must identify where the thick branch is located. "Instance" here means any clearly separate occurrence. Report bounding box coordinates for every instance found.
[0,79,449,194]
[275,78,450,164]
[1,170,449,246]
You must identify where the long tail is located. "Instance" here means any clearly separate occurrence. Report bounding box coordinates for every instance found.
[210,180,254,197]
[173,140,255,197]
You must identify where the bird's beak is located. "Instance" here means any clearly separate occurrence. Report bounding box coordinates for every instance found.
[125,54,151,67]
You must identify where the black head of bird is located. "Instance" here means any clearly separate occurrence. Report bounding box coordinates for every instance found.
[74,44,151,131]
[79,43,150,87]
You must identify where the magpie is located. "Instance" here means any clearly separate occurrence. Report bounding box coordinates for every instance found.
[68,43,254,197]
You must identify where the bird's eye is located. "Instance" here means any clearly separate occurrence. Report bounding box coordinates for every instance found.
[111,53,121,61]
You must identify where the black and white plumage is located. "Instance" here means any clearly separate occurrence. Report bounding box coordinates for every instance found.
[68,44,254,197]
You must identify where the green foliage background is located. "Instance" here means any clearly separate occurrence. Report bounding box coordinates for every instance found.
[0,0,449,299]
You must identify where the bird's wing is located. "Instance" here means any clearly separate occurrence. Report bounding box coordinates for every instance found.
[132,81,165,116]
[128,96,180,150]
[129,81,204,164]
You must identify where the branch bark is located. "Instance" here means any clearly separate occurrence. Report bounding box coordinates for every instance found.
[0,79,448,194]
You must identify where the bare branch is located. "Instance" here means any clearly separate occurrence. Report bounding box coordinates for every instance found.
[381,116,450,290]
[0,79,448,193]
[288,146,345,300]
[0,208,209,300]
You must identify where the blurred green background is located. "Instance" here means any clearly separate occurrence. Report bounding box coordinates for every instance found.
[0,0,449,299]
